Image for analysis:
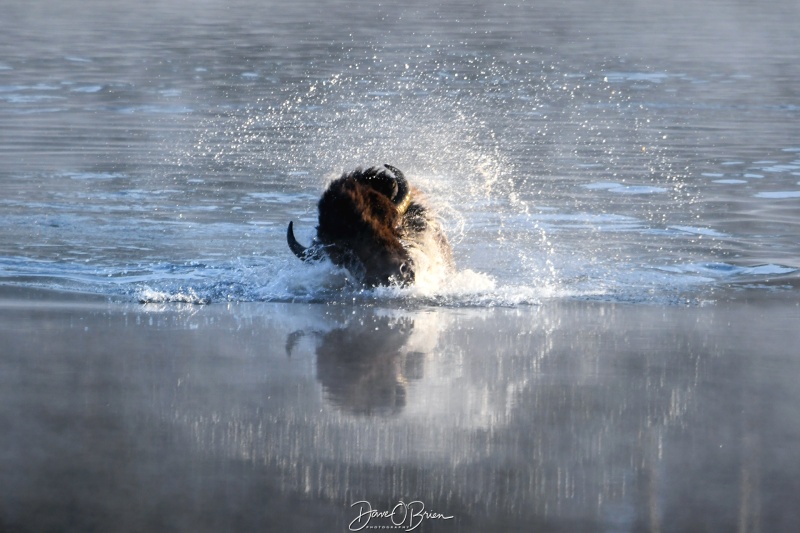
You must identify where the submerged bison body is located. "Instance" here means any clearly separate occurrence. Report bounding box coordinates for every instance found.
[287,164,452,287]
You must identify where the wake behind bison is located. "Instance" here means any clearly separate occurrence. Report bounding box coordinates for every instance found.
[287,164,453,287]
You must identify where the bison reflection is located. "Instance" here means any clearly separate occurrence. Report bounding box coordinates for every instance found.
[289,314,423,416]
[287,164,452,287]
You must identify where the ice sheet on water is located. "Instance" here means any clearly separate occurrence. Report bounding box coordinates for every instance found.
[70,85,104,93]
[754,191,800,199]
[603,72,670,83]
[582,182,668,194]
[63,171,128,180]
[657,262,797,278]
[762,164,800,173]
[668,225,729,238]
[246,192,316,204]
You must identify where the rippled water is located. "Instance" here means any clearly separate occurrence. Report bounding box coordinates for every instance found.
[2,0,800,306]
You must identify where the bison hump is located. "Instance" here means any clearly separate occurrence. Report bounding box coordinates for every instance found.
[317,178,401,245]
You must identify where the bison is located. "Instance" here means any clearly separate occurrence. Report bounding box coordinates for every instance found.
[287,164,452,287]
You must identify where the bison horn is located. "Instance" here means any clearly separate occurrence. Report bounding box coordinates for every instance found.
[287,221,322,262]
[384,164,412,215]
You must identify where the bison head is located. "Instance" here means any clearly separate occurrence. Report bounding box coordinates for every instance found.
[287,164,416,287]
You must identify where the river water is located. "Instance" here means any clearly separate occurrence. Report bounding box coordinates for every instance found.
[2,0,799,304]
[1,0,800,531]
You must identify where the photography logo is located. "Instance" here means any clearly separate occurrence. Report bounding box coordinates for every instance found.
[349,500,454,531]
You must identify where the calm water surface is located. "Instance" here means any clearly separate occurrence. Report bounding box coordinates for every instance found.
[2,291,800,532]
[1,0,800,531]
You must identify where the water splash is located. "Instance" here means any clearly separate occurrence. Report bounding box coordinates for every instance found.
[4,54,797,306]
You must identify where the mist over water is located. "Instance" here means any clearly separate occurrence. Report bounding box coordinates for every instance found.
[3,2,800,532]
[1,0,800,305]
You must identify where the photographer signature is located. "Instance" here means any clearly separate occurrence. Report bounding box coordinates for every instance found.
[349,500,454,531]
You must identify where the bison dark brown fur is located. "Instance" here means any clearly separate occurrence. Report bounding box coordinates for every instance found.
[287,164,452,287]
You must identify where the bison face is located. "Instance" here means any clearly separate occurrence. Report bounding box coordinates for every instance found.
[287,164,416,287]
[321,237,414,287]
